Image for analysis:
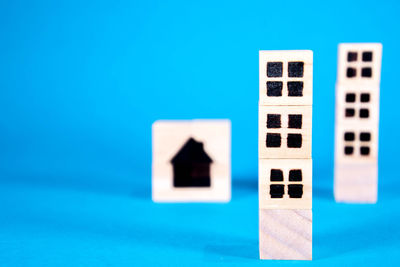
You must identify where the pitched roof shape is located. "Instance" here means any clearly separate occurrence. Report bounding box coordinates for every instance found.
[171,138,213,164]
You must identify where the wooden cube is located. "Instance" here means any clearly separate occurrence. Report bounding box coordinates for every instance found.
[334,162,377,203]
[335,84,380,126]
[259,159,312,210]
[259,209,312,260]
[259,50,313,106]
[336,43,382,85]
[335,124,378,164]
[152,120,231,202]
[259,105,312,159]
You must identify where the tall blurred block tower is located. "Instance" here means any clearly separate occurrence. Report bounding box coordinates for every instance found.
[334,43,382,203]
[258,50,313,260]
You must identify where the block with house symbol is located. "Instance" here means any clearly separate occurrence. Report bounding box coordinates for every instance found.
[258,50,313,260]
[152,120,231,202]
[334,43,382,203]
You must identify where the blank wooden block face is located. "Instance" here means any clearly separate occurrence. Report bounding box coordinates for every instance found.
[152,120,231,202]
[259,209,312,260]
[259,50,313,106]
[259,159,312,209]
[337,43,382,85]
[259,105,312,159]
[334,162,377,203]
[335,123,378,164]
[336,84,380,124]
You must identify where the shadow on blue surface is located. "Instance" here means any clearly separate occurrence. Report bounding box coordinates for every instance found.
[5,197,258,260]
[1,171,151,200]
[232,176,258,199]
[315,214,400,260]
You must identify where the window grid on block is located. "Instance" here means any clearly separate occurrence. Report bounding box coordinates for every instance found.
[343,90,372,120]
[345,50,375,79]
[268,168,304,199]
[342,130,372,157]
[265,61,305,98]
[265,114,304,148]
[259,105,312,159]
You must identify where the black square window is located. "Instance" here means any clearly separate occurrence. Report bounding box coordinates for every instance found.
[288,184,303,198]
[267,62,283,77]
[362,51,373,62]
[344,132,355,141]
[360,93,370,102]
[270,184,284,198]
[360,132,371,141]
[362,68,372,77]
[270,169,283,181]
[266,133,281,147]
[360,146,370,155]
[288,114,302,129]
[287,82,303,96]
[360,108,369,118]
[347,52,358,62]
[347,68,356,78]
[289,169,302,182]
[287,134,302,148]
[267,114,281,128]
[288,62,304,77]
[345,108,355,117]
[346,93,356,103]
[344,146,354,155]
[267,81,283,96]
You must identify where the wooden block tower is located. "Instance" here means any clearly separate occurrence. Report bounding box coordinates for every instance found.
[334,43,382,203]
[258,50,313,260]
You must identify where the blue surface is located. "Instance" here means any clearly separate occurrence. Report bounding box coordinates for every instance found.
[1,0,400,266]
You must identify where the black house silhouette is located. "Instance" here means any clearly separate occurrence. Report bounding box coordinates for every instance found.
[171,138,213,187]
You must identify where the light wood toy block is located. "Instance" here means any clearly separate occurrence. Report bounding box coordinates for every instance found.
[259,105,312,159]
[337,43,382,85]
[259,209,312,260]
[334,162,377,203]
[259,159,312,210]
[335,83,380,127]
[335,123,379,164]
[152,120,231,202]
[259,50,313,106]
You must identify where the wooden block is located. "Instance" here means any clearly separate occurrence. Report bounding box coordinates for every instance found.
[152,120,231,202]
[334,162,377,203]
[334,123,379,164]
[259,159,312,209]
[259,209,312,260]
[259,50,313,106]
[335,83,380,127]
[337,43,382,85]
[259,105,312,159]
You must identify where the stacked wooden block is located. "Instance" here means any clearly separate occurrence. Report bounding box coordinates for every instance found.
[258,51,313,260]
[334,43,382,203]
[152,120,231,202]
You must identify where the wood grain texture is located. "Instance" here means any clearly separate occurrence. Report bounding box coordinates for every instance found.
[334,162,377,203]
[152,120,231,202]
[259,105,312,159]
[337,43,382,85]
[259,209,312,260]
[259,50,313,106]
[259,159,312,209]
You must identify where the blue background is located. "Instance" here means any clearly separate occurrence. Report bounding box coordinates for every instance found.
[1,0,399,266]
